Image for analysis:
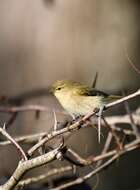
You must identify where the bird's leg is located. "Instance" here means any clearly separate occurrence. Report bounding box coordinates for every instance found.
[71,114,82,122]
[70,113,77,120]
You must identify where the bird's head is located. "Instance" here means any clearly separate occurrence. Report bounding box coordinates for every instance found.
[52,80,80,97]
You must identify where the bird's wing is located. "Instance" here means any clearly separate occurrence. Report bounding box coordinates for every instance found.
[76,86,109,97]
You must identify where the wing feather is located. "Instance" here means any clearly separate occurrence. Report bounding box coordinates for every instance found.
[76,86,109,97]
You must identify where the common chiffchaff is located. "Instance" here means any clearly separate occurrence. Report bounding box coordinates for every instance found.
[52,80,121,118]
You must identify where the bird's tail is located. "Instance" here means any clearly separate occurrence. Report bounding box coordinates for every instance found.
[107,95,122,102]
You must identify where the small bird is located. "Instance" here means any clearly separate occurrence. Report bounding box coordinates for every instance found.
[52,80,121,141]
[52,80,121,118]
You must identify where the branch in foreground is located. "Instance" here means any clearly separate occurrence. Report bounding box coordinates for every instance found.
[51,138,140,190]
[0,144,63,190]
[52,155,118,190]
[0,89,139,190]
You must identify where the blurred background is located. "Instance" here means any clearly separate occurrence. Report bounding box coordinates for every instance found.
[0,0,140,189]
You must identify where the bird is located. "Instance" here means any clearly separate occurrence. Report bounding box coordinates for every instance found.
[52,80,121,141]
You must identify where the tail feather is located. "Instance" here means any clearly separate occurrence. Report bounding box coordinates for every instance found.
[107,95,122,102]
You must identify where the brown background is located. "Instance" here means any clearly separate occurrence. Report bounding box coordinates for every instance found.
[0,1,140,189]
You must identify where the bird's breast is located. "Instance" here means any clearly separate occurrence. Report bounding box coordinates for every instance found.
[55,92,103,116]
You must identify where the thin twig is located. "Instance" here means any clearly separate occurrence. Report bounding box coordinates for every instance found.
[17,166,73,188]
[66,148,92,166]
[0,105,66,115]
[124,99,139,138]
[105,114,140,126]
[109,125,135,136]
[0,132,47,146]
[105,89,140,109]
[0,124,27,161]
[103,117,122,149]
[6,112,18,128]
[96,132,113,167]
[124,46,140,74]
[63,137,140,166]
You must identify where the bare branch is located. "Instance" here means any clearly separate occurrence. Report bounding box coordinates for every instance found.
[124,98,139,138]
[51,138,140,190]
[105,89,140,109]
[63,137,140,167]
[0,89,139,190]
[0,124,27,161]
[124,46,140,74]
[0,132,47,146]
[17,166,72,188]
[0,105,66,115]
[0,144,63,190]
[96,132,113,167]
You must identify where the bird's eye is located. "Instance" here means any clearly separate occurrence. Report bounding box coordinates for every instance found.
[57,87,61,90]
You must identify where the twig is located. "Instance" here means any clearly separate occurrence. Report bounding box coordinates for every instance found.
[0,132,47,146]
[124,99,139,138]
[96,132,113,167]
[103,118,122,149]
[105,89,140,109]
[91,137,140,162]
[66,148,92,166]
[105,114,140,126]
[63,137,140,167]
[109,125,135,136]
[6,112,18,128]
[17,166,72,188]
[0,105,66,115]
[124,46,140,74]
[0,124,27,161]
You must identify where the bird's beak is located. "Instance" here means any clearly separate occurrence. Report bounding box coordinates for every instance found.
[49,86,55,94]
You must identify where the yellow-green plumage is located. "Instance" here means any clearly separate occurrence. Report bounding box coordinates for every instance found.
[52,80,121,118]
